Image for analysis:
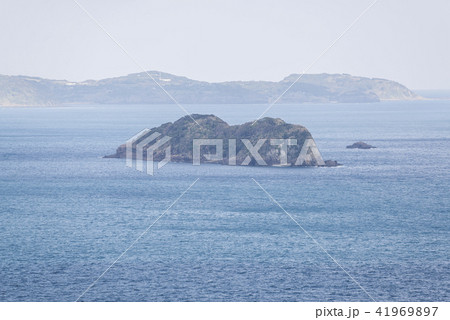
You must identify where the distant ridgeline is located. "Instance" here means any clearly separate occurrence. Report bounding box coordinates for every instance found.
[0,71,420,106]
[105,114,339,167]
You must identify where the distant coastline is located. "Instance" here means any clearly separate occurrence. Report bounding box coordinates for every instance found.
[0,71,420,106]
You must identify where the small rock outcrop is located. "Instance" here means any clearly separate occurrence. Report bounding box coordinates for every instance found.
[346,141,376,149]
[324,160,341,167]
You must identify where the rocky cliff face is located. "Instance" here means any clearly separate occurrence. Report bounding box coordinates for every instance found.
[106,114,339,167]
[0,72,420,106]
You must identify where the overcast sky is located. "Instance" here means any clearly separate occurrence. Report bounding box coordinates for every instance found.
[0,0,449,89]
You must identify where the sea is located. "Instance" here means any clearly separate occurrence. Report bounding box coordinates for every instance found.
[0,101,449,301]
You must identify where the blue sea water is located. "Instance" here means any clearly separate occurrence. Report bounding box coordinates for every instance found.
[0,101,449,302]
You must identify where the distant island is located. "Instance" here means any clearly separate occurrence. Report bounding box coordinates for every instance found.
[346,141,376,149]
[105,114,340,167]
[0,71,420,106]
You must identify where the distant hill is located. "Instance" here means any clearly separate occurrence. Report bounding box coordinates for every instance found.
[0,71,420,106]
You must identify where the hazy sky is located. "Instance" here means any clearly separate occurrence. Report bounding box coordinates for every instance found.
[0,0,449,89]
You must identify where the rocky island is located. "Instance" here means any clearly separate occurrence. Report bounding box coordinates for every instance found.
[346,141,376,149]
[105,114,340,167]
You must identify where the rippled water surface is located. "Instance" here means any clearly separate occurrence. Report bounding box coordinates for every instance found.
[0,101,449,301]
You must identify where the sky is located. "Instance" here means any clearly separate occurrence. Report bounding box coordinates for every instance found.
[0,0,449,90]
